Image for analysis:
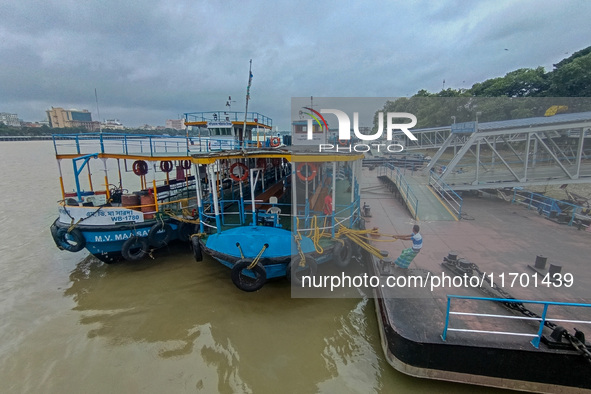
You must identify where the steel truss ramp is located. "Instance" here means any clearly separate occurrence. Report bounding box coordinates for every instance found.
[424,121,591,191]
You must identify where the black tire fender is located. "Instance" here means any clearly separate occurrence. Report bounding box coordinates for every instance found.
[286,255,317,286]
[121,236,149,261]
[231,259,267,292]
[332,239,353,268]
[52,224,86,253]
[147,223,173,248]
[191,236,203,262]
[177,222,197,242]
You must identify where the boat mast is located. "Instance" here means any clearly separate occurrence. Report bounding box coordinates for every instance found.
[242,59,252,148]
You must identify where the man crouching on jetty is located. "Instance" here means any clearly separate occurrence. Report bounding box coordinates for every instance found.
[392,224,422,268]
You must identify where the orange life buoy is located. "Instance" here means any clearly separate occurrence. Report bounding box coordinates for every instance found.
[296,163,317,182]
[160,160,173,173]
[229,162,249,182]
[338,139,348,146]
[132,160,149,176]
[270,137,281,147]
[180,160,191,170]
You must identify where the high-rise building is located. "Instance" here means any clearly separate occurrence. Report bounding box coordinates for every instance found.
[46,107,99,131]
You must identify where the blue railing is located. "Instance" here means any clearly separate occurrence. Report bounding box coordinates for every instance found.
[52,133,268,157]
[512,188,589,226]
[184,111,272,128]
[442,295,591,348]
[377,164,419,219]
[429,170,463,220]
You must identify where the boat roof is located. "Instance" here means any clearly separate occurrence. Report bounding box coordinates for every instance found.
[51,133,363,163]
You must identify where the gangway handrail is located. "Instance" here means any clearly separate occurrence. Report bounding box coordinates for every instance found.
[377,164,419,219]
[441,294,591,348]
[428,170,463,219]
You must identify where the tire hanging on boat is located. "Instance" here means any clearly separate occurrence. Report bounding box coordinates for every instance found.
[177,221,196,242]
[332,239,353,268]
[51,223,86,252]
[286,255,317,286]
[231,259,267,292]
[147,222,173,248]
[121,236,149,261]
[132,160,149,176]
[229,162,249,182]
[190,236,203,262]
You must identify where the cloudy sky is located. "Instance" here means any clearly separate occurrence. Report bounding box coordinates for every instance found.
[1,0,590,129]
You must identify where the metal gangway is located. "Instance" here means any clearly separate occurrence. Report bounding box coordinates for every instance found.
[410,112,591,191]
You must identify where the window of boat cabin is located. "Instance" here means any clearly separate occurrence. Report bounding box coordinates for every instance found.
[209,127,233,136]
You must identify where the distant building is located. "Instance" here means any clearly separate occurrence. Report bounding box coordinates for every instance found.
[102,119,125,130]
[166,119,185,130]
[0,113,20,127]
[46,107,99,131]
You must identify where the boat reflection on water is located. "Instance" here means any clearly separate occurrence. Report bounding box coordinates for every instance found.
[63,252,384,392]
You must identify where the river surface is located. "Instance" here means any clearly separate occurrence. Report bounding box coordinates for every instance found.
[0,141,510,393]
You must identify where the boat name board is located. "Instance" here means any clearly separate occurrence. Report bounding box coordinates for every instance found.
[58,206,144,225]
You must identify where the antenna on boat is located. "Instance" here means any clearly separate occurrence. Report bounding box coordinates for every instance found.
[242,59,252,147]
[95,88,102,134]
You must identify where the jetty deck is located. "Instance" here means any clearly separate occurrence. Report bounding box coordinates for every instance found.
[361,167,591,393]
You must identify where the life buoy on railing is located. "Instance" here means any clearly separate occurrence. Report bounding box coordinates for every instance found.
[338,139,349,146]
[160,160,173,173]
[148,222,173,248]
[231,259,267,292]
[229,162,249,182]
[132,160,149,176]
[180,160,192,170]
[296,163,317,182]
[121,236,149,261]
[270,137,281,147]
[256,158,267,170]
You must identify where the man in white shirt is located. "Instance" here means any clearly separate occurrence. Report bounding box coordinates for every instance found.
[392,224,422,268]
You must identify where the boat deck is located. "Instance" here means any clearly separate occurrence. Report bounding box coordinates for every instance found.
[361,167,591,393]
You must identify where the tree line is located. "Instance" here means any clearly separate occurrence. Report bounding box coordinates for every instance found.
[0,123,187,137]
[376,45,591,129]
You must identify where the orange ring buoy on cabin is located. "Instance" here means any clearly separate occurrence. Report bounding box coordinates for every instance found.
[132,160,149,176]
[296,163,317,182]
[160,160,173,173]
[180,160,192,170]
[270,137,281,147]
[338,139,348,146]
[229,162,249,182]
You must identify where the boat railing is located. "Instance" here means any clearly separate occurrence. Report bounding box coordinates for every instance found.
[293,200,361,237]
[511,188,586,226]
[52,132,273,157]
[428,170,463,220]
[441,295,591,348]
[377,163,419,219]
[184,111,273,128]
